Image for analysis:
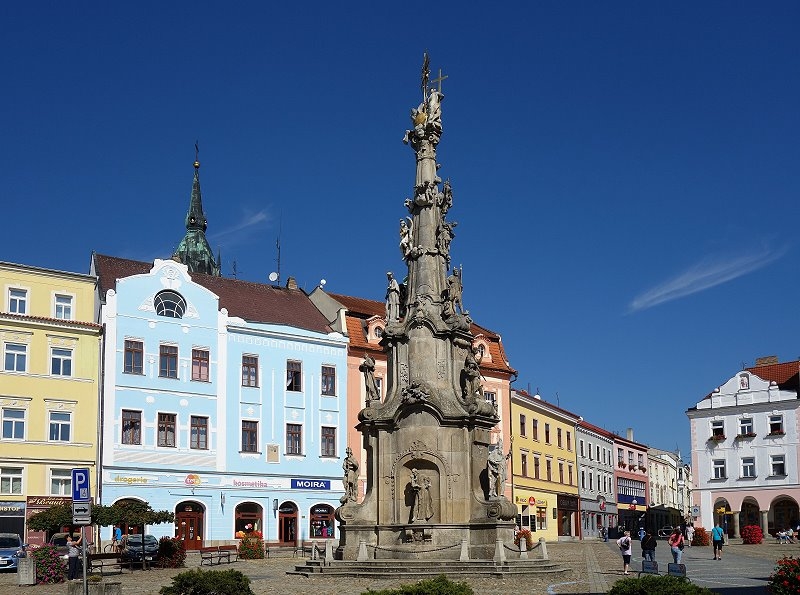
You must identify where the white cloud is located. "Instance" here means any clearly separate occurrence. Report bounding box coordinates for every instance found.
[210,209,270,241]
[628,245,786,313]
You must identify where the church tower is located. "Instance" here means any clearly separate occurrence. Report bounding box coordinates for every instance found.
[172,153,222,276]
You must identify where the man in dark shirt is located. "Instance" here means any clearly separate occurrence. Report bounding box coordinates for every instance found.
[641,530,658,562]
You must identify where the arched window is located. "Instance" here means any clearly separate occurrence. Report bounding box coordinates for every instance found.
[154,291,187,318]
[234,501,263,538]
[309,504,335,538]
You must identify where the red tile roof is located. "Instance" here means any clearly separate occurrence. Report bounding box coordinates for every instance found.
[93,254,333,334]
[747,360,800,391]
[326,292,516,375]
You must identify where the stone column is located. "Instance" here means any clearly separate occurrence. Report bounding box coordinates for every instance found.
[760,510,769,537]
[730,512,739,538]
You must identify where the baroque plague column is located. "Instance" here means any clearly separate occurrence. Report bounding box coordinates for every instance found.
[336,55,515,561]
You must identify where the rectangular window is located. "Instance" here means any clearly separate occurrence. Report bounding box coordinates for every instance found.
[158,413,176,447]
[741,457,755,478]
[638,454,644,467]
[51,348,73,376]
[558,462,564,483]
[588,444,593,460]
[546,459,552,481]
[628,451,634,466]
[579,440,585,457]
[159,345,178,379]
[769,415,784,435]
[190,416,208,450]
[321,426,336,457]
[536,507,547,530]
[484,391,497,407]
[557,428,562,448]
[49,411,71,442]
[242,355,258,387]
[121,410,141,445]
[286,423,302,455]
[711,420,725,438]
[50,469,71,496]
[617,448,624,463]
[286,361,302,392]
[566,431,572,451]
[9,289,27,314]
[596,445,600,461]
[191,349,209,381]
[713,459,726,479]
[2,408,25,440]
[4,343,26,372]
[241,420,258,452]
[589,471,593,490]
[739,418,753,435]
[544,423,550,444]
[532,419,539,440]
[521,453,528,477]
[0,467,23,494]
[771,455,786,476]
[54,295,73,320]
[321,366,336,396]
[519,414,526,437]
[534,456,540,479]
[581,469,586,489]
[124,340,143,374]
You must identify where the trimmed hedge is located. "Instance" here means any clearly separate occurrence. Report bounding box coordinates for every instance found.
[159,569,254,595]
[609,574,716,594]
[692,527,710,546]
[363,575,474,595]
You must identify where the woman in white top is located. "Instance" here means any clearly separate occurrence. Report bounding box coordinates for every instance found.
[616,530,633,575]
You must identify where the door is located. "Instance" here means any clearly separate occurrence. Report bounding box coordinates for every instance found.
[175,501,204,550]
[278,502,297,544]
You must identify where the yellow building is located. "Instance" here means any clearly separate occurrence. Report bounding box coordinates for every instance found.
[0,262,101,543]
[510,389,580,542]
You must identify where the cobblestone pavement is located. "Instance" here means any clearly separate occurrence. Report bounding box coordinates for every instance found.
[0,540,794,595]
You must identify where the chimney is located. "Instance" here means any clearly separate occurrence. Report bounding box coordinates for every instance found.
[286,276,298,290]
[754,355,778,366]
[626,428,634,441]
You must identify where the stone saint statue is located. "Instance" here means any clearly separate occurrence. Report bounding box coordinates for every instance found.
[487,439,511,499]
[410,469,434,522]
[447,267,463,314]
[359,353,380,402]
[426,87,443,129]
[341,447,359,504]
[399,217,413,258]
[386,272,400,322]
[463,347,483,402]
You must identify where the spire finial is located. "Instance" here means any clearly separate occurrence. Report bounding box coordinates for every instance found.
[194,140,200,169]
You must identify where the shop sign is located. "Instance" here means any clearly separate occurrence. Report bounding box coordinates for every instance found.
[291,479,330,490]
[311,505,333,515]
[114,476,149,485]
[26,496,70,508]
[185,474,202,486]
[232,477,288,489]
[557,494,578,510]
[0,501,25,516]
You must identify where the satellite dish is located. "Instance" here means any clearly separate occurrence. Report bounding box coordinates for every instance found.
[319,279,327,287]
[268,272,278,282]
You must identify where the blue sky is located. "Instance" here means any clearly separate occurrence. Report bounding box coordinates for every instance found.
[2,2,799,458]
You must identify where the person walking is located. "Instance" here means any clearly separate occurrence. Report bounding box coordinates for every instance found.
[112,526,122,552]
[617,530,633,575]
[686,524,695,547]
[641,530,657,562]
[712,522,725,560]
[668,526,685,564]
[66,534,82,580]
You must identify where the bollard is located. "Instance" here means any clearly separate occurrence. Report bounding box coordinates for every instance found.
[311,540,318,560]
[459,538,470,562]
[493,538,506,563]
[17,557,35,585]
[325,539,333,565]
[538,537,548,560]
[519,538,528,559]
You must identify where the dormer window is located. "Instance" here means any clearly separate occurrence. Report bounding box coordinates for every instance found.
[154,290,186,318]
[375,326,383,339]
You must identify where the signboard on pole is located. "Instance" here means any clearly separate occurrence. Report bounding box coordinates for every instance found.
[71,468,90,502]
[72,500,91,525]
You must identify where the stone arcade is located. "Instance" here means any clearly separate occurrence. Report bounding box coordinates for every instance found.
[335,54,517,562]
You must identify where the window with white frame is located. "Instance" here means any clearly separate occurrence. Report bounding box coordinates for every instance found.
[4,343,27,372]
[741,457,755,478]
[321,365,336,396]
[771,454,786,476]
[739,418,753,436]
[2,408,25,440]
[8,289,27,314]
[286,360,302,392]
[579,440,584,457]
[54,295,73,320]
[484,391,497,407]
[711,420,725,438]
[51,348,72,376]
[769,415,784,435]
[50,468,71,495]
[588,442,593,460]
[0,467,23,494]
[713,459,726,479]
[49,411,71,442]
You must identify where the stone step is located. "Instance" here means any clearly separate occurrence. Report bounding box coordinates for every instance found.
[290,559,568,578]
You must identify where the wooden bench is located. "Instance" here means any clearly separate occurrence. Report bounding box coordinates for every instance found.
[200,546,237,565]
[88,552,126,576]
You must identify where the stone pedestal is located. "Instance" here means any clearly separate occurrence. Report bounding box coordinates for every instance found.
[17,557,35,585]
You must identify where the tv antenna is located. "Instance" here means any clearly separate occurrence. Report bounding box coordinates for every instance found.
[231,260,241,279]
[268,214,282,285]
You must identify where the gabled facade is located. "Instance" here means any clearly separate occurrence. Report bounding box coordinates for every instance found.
[0,262,102,544]
[93,254,348,547]
[612,429,649,534]
[686,357,800,538]
[510,390,580,541]
[577,420,617,538]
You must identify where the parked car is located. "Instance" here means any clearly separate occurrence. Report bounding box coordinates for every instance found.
[0,533,25,571]
[48,532,84,560]
[657,525,675,538]
[119,534,159,563]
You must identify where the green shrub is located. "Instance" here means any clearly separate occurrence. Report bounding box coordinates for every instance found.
[159,568,254,595]
[363,574,474,595]
[30,544,66,584]
[157,536,187,568]
[609,574,716,594]
[692,527,710,546]
[740,524,763,544]
[768,556,800,595]
[238,536,264,559]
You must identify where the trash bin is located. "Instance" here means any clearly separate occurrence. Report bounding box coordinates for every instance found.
[17,557,35,585]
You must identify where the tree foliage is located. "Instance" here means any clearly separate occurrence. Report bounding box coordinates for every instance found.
[27,500,174,533]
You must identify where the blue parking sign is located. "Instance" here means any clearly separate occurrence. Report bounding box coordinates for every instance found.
[72,468,90,502]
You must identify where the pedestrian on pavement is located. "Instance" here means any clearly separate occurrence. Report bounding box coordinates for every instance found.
[617,530,633,575]
[686,524,695,547]
[641,530,657,562]
[668,526,685,564]
[712,523,725,560]
[66,534,82,580]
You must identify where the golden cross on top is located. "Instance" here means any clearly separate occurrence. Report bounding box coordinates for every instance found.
[431,68,448,93]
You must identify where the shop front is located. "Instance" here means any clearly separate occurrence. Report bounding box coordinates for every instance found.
[25,496,71,546]
[580,495,617,539]
[0,500,25,537]
[557,494,579,539]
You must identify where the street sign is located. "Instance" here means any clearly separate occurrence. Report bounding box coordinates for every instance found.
[72,516,91,525]
[691,505,700,517]
[72,468,90,502]
[72,501,91,525]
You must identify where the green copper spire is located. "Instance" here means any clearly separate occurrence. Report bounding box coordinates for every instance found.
[172,149,221,276]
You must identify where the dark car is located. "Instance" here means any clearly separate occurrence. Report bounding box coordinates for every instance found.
[119,534,159,563]
[0,533,24,571]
